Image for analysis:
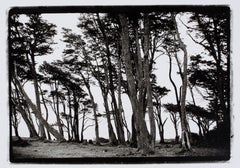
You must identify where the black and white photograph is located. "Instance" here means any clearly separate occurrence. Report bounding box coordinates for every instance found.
[1,1,240,167]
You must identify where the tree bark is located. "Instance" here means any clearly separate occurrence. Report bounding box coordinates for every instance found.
[172,13,191,151]
[102,92,118,145]
[119,14,153,154]
[143,14,156,148]
[73,91,80,142]
[80,108,86,142]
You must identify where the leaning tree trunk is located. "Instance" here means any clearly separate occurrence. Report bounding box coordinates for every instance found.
[102,92,118,145]
[14,102,39,138]
[30,55,46,139]
[189,84,203,137]
[54,81,64,137]
[38,84,51,140]
[14,76,65,141]
[172,13,191,151]
[12,81,39,138]
[87,88,100,145]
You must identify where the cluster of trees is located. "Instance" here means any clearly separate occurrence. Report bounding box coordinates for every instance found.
[10,7,230,155]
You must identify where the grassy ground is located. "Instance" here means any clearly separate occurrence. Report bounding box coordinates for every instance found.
[11,137,230,163]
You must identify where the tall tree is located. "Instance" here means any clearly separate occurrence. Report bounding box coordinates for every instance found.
[119,13,155,154]
[95,13,126,144]
[24,14,56,139]
[143,14,156,147]
[172,13,191,151]
[10,14,57,139]
[76,14,126,145]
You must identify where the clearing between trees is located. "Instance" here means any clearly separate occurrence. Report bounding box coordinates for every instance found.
[11,137,229,163]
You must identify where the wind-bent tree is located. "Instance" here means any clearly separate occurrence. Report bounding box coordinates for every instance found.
[164,103,180,143]
[152,79,170,143]
[76,13,126,145]
[39,61,89,142]
[60,27,102,144]
[186,104,215,137]
[10,14,65,140]
[23,14,57,139]
[187,11,230,146]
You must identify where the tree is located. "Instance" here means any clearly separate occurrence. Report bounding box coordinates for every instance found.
[164,103,180,143]
[76,14,126,145]
[79,99,94,142]
[24,14,57,139]
[187,11,230,145]
[186,104,215,137]
[10,14,59,140]
[119,13,155,154]
[152,80,170,143]
[39,60,89,142]
[60,27,102,144]
[172,13,191,151]
[13,75,65,141]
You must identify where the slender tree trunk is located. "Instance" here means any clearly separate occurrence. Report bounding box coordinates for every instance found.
[156,104,166,143]
[73,91,79,142]
[38,84,52,140]
[67,89,74,141]
[102,92,118,145]
[14,103,39,138]
[11,104,20,138]
[61,95,70,141]
[117,55,131,142]
[172,13,191,151]
[96,62,118,145]
[55,81,64,137]
[189,85,203,137]
[80,108,86,142]
[12,81,39,138]
[166,52,181,113]
[143,14,156,148]
[88,89,100,145]
[30,55,46,139]
[170,113,179,143]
